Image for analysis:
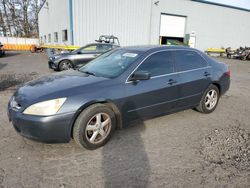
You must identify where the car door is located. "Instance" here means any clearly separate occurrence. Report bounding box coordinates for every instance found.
[124,51,180,121]
[74,44,100,67]
[173,50,212,109]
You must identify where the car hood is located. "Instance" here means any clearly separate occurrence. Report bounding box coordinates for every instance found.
[14,70,109,106]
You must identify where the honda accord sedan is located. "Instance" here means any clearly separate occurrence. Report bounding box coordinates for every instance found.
[8,46,230,150]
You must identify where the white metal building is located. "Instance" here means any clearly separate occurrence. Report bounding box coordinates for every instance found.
[38,0,250,50]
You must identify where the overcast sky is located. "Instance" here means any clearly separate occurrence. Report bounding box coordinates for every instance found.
[203,0,250,10]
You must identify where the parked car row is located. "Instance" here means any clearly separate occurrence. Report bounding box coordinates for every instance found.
[226,46,250,61]
[8,45,230,150]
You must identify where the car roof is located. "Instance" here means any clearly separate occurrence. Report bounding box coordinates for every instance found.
[86,43,118,46]
[121,45,192,52]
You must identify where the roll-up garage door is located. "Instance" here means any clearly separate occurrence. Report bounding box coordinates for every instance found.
[160,14,186,38]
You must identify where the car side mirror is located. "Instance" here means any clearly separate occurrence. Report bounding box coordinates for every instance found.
[77,51,82,54]
[129,71,151,82]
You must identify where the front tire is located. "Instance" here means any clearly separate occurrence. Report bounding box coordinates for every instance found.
[59,60,73,71]
[196,85,220,114]
[73,104,116,150]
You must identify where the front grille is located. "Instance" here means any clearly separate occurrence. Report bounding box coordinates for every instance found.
[10,96,21,111]
[48,61,56,69]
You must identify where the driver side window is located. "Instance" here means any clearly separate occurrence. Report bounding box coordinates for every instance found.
[137,51,174,77]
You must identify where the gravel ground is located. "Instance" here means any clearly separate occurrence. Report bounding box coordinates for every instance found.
[0,51,249,188]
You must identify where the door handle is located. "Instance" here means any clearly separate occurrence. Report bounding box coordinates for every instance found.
[168,79,177,85]
[204,72,211,77]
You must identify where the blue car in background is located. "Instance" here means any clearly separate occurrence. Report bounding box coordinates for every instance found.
[8,46,230,149]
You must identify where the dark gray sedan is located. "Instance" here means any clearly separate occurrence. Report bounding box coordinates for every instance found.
[48,43,119,71]
[8,46,230,150]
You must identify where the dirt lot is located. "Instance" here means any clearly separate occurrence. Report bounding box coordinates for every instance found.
[0,51,249,188]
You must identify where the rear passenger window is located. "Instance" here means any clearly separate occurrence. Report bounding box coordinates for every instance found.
[174,50,207,72]
[137,51,174,77]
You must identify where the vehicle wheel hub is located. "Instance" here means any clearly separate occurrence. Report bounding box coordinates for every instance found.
[85,113,111,144]
[205,89,218,110]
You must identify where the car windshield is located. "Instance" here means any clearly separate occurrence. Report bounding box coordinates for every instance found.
[79,49,142,78]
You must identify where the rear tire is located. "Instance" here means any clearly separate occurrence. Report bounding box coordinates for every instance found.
[59,60,73,71]
[196,85,220,114]
[73,104,116,150]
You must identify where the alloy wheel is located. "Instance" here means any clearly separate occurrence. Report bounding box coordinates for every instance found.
[61,61,73,70]
[205,89,218,110]
[85,113,112,144]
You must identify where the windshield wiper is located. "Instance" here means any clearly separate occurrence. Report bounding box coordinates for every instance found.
[80,70,95,76]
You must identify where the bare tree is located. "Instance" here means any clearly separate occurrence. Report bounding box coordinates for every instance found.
[0,8,7,36]
[0,0,45,37]
[30,0,41,36]
[8,0,22,36]
[1,0,13,36]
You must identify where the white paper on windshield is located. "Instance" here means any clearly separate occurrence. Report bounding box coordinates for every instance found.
[122,53,138,58]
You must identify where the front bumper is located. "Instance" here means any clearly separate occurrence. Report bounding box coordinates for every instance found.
[48,61,58,70]
[8,107,75,143]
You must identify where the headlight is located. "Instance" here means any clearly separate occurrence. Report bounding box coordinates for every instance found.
[49,56,55,60]
[23,98,67,116]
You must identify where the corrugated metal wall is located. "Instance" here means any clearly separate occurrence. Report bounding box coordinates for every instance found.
[38,0,250,50]
[38,0,71,45]
[72,0,152,46]
[150,0,250,50]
